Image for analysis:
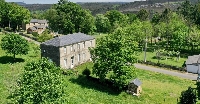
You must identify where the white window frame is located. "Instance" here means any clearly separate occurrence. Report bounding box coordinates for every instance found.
[83,53,85,61]
[90,40,92,46]
[83,42,85,48]
[78,43,80,50]
[78,54,80,62]
[70,45,73,51]
[64,58,67,67]
[64,46,67,53]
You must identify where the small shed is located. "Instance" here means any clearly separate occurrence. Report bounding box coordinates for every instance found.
[127,78,142,96]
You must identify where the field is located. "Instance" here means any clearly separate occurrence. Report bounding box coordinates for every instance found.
[0,34,197,104]
[137,51,186,67]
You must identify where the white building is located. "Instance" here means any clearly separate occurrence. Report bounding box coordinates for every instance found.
[186,55,200,74]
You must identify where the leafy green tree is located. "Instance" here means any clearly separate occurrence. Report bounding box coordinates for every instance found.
[10,58,65,104]
[105,10,128,31]
[151,12,160,25]
[136,9,149,21]
[126,13,138,23]
[95,14,111,33]
[0,1,10,28]
[124,20,153,47]
[8,3,31,30]
[37,29,53,42]
[179,87,197,104]
[90,28,138,89]
[46,0,95,34]
[1,33,29,59]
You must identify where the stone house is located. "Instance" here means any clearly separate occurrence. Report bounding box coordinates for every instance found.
[40,33,95,69]
[22,19,48,34]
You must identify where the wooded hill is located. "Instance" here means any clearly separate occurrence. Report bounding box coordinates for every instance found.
[14,0,199,15]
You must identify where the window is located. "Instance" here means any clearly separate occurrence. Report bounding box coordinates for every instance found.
[90,40,92,46]
[83,42,85,48]
[71,56,74,68]
[83,53,85,61]
[70,45,73,51]
[64,46,67,53]
[64,59,67,67]
[78,44,80,50]
[78,54,80,62]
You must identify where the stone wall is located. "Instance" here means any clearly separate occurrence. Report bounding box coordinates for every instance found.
[60,39,95,69]
[40,44,60,66]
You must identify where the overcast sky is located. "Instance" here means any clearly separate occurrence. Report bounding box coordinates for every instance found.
[6,0,142,4]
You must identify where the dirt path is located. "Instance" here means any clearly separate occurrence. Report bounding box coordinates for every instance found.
[134,63,197,80]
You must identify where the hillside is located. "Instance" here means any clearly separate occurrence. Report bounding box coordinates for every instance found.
[10,0,199,15]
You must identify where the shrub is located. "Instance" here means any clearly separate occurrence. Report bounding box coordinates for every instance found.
[82,67,91,77]
[32,32,39,37]
[179,87,197,104]
[62,69,75,76]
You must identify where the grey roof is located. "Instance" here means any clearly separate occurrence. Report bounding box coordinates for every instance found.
[30,19,47,24]
[42,33,94,47]
[30,19,38,23]
[130,78,142,86]
[186,54,200,65]
[38,20,47,24]
[29,27,37,30]
[34,25,46,29]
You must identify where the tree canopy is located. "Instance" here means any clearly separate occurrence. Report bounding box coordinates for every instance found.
[90,28,138,89]
[10,58,65,103]
[1,33,29,59]
[0,2,30,30]
[45,0,95,34]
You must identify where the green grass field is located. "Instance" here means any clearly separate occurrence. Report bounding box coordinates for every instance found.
[137,50,187,68]
[67,62,196,104]
[0,34,197,104]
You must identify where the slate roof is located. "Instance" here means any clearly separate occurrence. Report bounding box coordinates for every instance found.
[186,54,200,65]
[30,19,38,23]
[130,78,142,86]
[42,33,94,47]
[34,25,46,29]
[38,20,47,24]
[29,27,37,31]
[30,19,47,24]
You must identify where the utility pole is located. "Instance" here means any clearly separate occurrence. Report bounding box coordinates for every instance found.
[144,0,151,63]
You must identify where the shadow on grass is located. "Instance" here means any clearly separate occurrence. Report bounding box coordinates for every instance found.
[0,56,25,64]
[69,75,121,96]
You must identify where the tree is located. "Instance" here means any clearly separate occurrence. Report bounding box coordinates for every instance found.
[95,14,111,33]
[105,10,128,32]
[179,87,197,104]
[136,9,149,21]
[37,29,53,42]
[10,58,65,103]
[8,3,31,30]
[90,28,138,89]
[1,33,29,59]
[46,0,95,34]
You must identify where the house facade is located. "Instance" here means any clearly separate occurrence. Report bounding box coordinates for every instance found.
[22,19,48,34]
[185,55,200,74]
[40,33,95,69]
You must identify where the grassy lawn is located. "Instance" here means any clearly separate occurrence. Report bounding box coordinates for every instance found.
[68,62,196,104]
[0,34,41,104]
[137,51,187,67]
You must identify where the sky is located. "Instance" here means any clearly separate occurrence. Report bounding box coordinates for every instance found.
[5,0,142,4]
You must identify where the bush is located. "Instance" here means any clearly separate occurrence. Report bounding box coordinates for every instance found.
[82,67,91,77]
[62,69,75,76]
[179,87,197,104]
[32,32,39,37]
